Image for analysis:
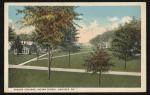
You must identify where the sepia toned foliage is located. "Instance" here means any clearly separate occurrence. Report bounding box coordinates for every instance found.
[84,46,113,87]
[17,6,80,79]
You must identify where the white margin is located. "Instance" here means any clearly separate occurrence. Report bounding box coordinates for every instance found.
[4,3,9,92]
[4,2,146,93]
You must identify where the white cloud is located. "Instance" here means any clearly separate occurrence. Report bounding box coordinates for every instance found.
[107,16,133,30]
[108,16,119,22]
[8,19,17,30]
[121,16,133,24]
[8,19,35,34]
[15,26,35,34]
[78,15,83,19]
[9,19,13,24]
[110,22,119,29]
[78,20,107,44]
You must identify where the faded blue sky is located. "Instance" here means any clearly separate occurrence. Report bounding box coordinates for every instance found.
[9,6,141,24]
[75,6,140,25]
[8,6,141,43]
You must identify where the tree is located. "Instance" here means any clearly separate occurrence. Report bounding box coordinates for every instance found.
[128,18,141,54]
[84,46,112,87]
[9,25,17,50]
[18,33,31,42]
[60,27,79,66]
[9,25,17,65]
[14,36,23,55]
[31,43,39,59]
[111,18,141,70]
[9,25,16,41]
[90,30,114,47]
[30,32,40,61]
[90,35,101,47]
[17,6,80,79]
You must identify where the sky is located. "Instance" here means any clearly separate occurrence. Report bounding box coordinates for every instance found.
[8,6,141,44]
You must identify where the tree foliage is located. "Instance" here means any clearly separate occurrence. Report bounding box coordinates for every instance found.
[17,6,80,79]
[84,46,112,87]
[9,25,17,51]
[90,30,114,46]
[60,28,79,52]
[111,18,141,70]
[17,6,80,46]
[60,28,80,66]
[13,36,23,55]
[18,33,31,41]
[9,25,16,41]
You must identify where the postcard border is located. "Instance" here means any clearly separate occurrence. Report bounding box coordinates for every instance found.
[4,2,146,93]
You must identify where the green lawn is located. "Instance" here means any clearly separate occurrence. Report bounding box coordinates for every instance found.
[9,49,141,72]
[26,51,141,72]
[110,56,141,72]
[8,49,89,65]
[106,49,141,72]
[9,54,37,65]
[40,48,93,59]
[26,52,91,69]
[9,68,141,87]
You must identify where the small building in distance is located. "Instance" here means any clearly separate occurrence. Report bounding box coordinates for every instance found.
[98,39,112,49]
[98,42,109,49]
[13,41,34,55]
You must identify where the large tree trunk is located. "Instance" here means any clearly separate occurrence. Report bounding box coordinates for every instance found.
[48,46,53,80]
[98,70,102,87]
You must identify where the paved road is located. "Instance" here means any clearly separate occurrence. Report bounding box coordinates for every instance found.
[9,64,141,76]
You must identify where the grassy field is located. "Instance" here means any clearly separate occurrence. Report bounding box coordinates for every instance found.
[8,48,92,65]
[9,54,37,65]
[9,68,141,87]
[110,56,141,72]
[26,52,91,69]
[40,48,93,59]
[9,48,141,72]
[25,51,141,72]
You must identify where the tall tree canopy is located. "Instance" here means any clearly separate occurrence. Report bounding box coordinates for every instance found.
[111,18,141,70]
[17,6,80,79]
[60,27,79,66]
[9,25,16,42]
[9,25,17,50]
[13,36,23,55]
[90,30,114,46]
[84,46,112,87]
[18,33,31,41]
[18,6,80,47]
[60,28,79,52]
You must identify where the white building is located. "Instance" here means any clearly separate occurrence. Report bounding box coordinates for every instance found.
[13,41,33,55]
[14,45,30,55]
[21,41,33,45]
[98,41,111,49]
